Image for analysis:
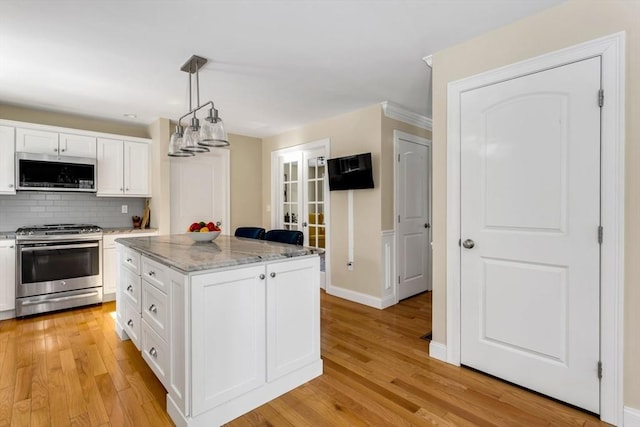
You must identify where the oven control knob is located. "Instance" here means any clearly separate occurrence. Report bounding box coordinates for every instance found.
[81,228,87,233]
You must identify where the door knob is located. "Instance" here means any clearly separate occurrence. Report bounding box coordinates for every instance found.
[462,239,475,249]
[424,223,431,228]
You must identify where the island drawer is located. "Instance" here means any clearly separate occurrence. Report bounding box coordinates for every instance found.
[121,266,141,310]
[141,320,168,387]
[123,299,141,350]
[121,246,141,275]
[141,256,168,292]
[141,280,168,341]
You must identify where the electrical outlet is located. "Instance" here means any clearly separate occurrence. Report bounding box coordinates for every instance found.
[347,261,354,271]
[121,205,128,214]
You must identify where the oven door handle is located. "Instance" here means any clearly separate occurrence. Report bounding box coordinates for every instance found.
[20,242,99,252]
[20,291,100,306]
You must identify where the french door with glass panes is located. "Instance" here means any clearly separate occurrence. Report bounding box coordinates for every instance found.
[274,141,329,287]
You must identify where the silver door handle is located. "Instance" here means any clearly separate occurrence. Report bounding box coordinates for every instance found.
[302,222,308,227]
[21,242,99,252]
[21,291,99,306]
[462,239,475,249]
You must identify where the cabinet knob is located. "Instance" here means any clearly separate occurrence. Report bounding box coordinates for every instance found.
[148,271,155,277]
[120,188,124,192]
[148,304,157,314]
[127,319,134,327]
[125,188,129,191]
[126,257,132,262]
[127,285,133,293]
[61,148,66,152]
[8,184,13,188]
[270,272,276,278]
[53,148,58,152]
[149,347,158,358]
[259,274,265,280]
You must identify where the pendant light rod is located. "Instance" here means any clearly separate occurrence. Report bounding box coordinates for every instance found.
[178,100,215,126]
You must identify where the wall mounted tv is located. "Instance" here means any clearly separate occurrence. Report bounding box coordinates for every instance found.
[327,152,374,191]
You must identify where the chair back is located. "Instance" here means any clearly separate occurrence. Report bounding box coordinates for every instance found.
[264,229,304,246]
[234,227,266,240]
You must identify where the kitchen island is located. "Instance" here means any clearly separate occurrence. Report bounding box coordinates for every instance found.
[114,234,323,427]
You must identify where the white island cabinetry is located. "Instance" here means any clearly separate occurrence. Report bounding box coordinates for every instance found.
[115,235,322,426]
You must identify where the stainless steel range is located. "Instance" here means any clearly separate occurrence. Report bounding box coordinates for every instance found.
[15,224,103,316]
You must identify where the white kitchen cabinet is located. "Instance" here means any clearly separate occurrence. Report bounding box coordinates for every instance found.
[16,128,96,158]
[0,126,16,194]
[97,138,150,197]
[0,240,16,316]
[103,231,158,301]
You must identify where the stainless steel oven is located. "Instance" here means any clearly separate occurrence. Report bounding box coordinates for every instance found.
[15,224,103,316]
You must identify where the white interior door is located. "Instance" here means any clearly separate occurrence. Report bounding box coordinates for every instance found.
[170,150,230,234]
[396,136,431,300]
[460,57,601,412]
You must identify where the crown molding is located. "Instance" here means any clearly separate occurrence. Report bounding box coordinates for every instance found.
[381,101,432,131]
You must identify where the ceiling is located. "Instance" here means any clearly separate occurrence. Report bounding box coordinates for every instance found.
[0,1,564,138]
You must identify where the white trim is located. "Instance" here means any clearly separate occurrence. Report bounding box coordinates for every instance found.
[347,190,354,267]
[326,284,389,310]
[422,55,433,68]
[394,130,432,304]
[445,32,625,425]
[0,118,151,144]
[381,101,432,131]
[429,341,447,362]
[381,230,396,308]
[624,407,640,427]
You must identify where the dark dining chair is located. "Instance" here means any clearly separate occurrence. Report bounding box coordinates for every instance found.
[263,229,304,246]
[234,227,266,240]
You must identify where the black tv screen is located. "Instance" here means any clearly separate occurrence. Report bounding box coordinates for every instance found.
[327,153,374,191]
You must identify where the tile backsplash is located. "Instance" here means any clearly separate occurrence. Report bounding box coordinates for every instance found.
[0,192,146,231]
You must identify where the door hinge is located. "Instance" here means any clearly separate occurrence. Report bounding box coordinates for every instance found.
[597,361,603,379]
[598,89,604,107]
[398,154,400,162]
[598,226,603,244]
[398,215,400,223]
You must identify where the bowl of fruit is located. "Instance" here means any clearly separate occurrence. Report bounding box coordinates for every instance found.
[186,221,222,242]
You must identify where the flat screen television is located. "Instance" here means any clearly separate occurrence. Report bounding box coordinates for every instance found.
[327,152,374,191]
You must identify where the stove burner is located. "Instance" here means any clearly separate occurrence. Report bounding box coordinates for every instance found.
[16,223,103,239]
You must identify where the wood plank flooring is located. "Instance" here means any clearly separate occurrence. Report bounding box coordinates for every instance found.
[0,291,607,426]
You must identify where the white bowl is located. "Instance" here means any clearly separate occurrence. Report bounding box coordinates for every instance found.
[186,230,221,242]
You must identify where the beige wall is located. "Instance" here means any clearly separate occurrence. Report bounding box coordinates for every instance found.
[261,104,384,297]
[431,0,640,408]
[228,133,263,231]
[148,118,172,234]
[380,114,432,230]
[0,104,149,138]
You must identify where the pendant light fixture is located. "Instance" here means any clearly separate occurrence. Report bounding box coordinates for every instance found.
[168,55,230,157]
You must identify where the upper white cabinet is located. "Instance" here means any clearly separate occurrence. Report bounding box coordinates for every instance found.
[97,138,150,197]
[0,126,15,194]
[16,128,96,158]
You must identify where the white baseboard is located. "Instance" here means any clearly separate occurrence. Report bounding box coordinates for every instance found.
[429,341,447,362]
[326,284,385,309]
[625,406,640,427]
[380,294,396,309]
[0,310,16,321]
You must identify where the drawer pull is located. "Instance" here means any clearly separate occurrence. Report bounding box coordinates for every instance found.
[148,304,157,314]
[270,272,276,278]
[127,285,133,293]
[148,271,156,277]
[149,347,158,358]
[259,274,265,280]
[127,319,134,327]
[126,257,133,263]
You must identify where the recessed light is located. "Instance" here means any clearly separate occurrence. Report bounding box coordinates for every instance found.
[123,113,137,119]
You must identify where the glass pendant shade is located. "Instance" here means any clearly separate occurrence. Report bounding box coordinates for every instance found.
[199,108,229,147]
[181,119,209,153]
[168,126,194,157]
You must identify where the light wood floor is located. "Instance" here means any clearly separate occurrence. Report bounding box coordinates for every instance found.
[0,291,607,426]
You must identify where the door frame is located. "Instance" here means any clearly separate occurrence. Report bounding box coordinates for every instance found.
[270,138,331,288]
[445,32,625,424]
[393,130,432,304]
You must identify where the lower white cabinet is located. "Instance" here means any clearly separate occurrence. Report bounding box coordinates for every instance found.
[115,243,322,427]
[103,231,157,300]
[0,240,16,316]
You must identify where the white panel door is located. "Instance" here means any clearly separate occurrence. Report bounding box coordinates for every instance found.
[397,139,431,299]
[0,240,16,312]
[59,133,97,158]
[460,57,601,412]
[123,141,149,196]
[15,128,58,155]
[170,150,229,234]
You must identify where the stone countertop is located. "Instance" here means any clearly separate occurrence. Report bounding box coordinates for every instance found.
[102,227,158,234]
[0,232,15,240]
[115,234,321,273]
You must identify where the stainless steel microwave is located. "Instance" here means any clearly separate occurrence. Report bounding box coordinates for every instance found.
[16,152,97,192]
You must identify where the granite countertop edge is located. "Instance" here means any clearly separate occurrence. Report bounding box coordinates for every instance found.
[116,235,320,273]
